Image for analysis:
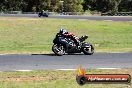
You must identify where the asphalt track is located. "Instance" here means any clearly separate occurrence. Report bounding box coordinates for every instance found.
[0,53,132,71]
[0,14,132,21]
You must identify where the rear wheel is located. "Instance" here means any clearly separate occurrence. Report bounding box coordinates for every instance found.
[82,44,94,55]
[38,13,41,17]
[52,44,65,56]
[38,15,41,17]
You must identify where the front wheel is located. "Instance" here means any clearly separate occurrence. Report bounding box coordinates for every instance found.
[52,44,65,56]
[45,14,48,17]
[82,44,94,55]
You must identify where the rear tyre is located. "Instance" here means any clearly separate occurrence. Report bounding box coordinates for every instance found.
[38,15,41,17]
[82,44,94,55]
[38,13,41,17]
[52,44,65,56]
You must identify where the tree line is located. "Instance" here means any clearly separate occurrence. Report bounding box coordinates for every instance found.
[0,0,132,13]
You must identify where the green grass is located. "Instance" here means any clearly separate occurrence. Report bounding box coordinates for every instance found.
[0,69,131,88]
[0,17,132,54]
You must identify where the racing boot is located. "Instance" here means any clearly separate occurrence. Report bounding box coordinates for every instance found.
[76,40,81,50]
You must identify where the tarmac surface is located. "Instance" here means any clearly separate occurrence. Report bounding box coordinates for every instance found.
[0,14,132,21]
[0,53,132,71]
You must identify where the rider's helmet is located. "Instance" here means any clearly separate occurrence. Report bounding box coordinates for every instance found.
[59,28,67,34]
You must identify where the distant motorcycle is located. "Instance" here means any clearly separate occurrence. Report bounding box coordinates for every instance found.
[38,12,48,17]
[52,33,94,56]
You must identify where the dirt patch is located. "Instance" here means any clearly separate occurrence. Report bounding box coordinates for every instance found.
[5,76,55,82]
[0,17,41,21]
[4,73,75,82]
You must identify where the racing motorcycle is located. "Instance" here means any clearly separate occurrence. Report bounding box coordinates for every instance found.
[38,12,48,17]
[52,33,94,56]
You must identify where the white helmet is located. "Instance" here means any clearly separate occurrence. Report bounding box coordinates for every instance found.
[59,28,67,34]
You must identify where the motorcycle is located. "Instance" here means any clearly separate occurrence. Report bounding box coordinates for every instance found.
[38,12,48,17]
[52,33,94,56]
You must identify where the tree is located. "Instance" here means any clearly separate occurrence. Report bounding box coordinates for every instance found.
[63,0,84,12]
[0,0,131,12]
[119,0,132,12]
[83,0,122,13]
[109,0,122,13]
[0,0,5,11]
[0,0,26,12]
[50,0,60,12]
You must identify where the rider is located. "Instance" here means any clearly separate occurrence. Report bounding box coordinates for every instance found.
[41,10,45,14]
[58,28,81,49]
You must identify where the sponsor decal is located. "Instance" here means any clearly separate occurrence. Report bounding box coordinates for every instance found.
[76,66,131,85]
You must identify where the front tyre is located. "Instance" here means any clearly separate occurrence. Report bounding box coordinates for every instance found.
[52,44,65,56]
[45,14,48,17]
[82,44,94,55]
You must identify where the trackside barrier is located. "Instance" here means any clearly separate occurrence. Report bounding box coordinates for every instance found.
[1,11,132,16]
[0,11,101,16]
[101,12,132,16]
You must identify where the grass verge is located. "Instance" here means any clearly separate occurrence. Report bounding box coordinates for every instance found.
[0,69,131,88]
[0,17,132,54]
